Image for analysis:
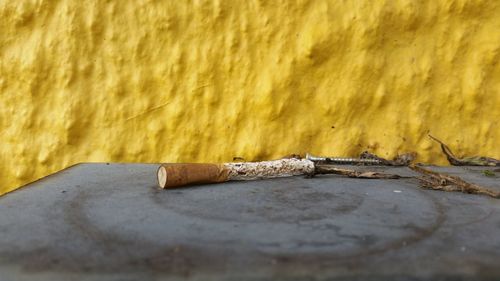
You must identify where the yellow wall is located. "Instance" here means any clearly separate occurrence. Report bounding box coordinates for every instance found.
[1,0,499,195]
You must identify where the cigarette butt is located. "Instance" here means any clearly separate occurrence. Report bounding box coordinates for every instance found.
[157,163,229,188]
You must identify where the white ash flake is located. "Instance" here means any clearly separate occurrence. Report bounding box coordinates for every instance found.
[224,159,315,180]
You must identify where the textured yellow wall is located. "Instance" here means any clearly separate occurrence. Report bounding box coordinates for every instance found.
[1,0,499,195]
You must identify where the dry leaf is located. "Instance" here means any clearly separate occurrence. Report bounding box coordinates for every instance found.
[315,165,403,179]
[409,164,500,199]
[360,151,417,166]
[428,134,500,166]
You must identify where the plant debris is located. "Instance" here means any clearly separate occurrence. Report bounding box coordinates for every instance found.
[428,134,500,166]
[409,164,500,199]
[483,170,495,177]
[315,165,404,179]
[280,154,303,159]
[360,151,417,166]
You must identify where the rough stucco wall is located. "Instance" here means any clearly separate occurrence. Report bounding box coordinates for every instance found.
[1,0,499,194]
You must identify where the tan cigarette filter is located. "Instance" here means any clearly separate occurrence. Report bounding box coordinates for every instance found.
[157,163,229,188]
[157,159,315,188]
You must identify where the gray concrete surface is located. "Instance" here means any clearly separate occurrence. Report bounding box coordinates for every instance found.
[0,163,499,281]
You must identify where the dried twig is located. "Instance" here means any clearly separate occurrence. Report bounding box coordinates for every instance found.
[360,151,417,166]
[409,164,500,199]
[315,165,404,179]
[428,134,500,166]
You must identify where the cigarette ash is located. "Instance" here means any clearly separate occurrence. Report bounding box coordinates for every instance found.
[225,159,315,180]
